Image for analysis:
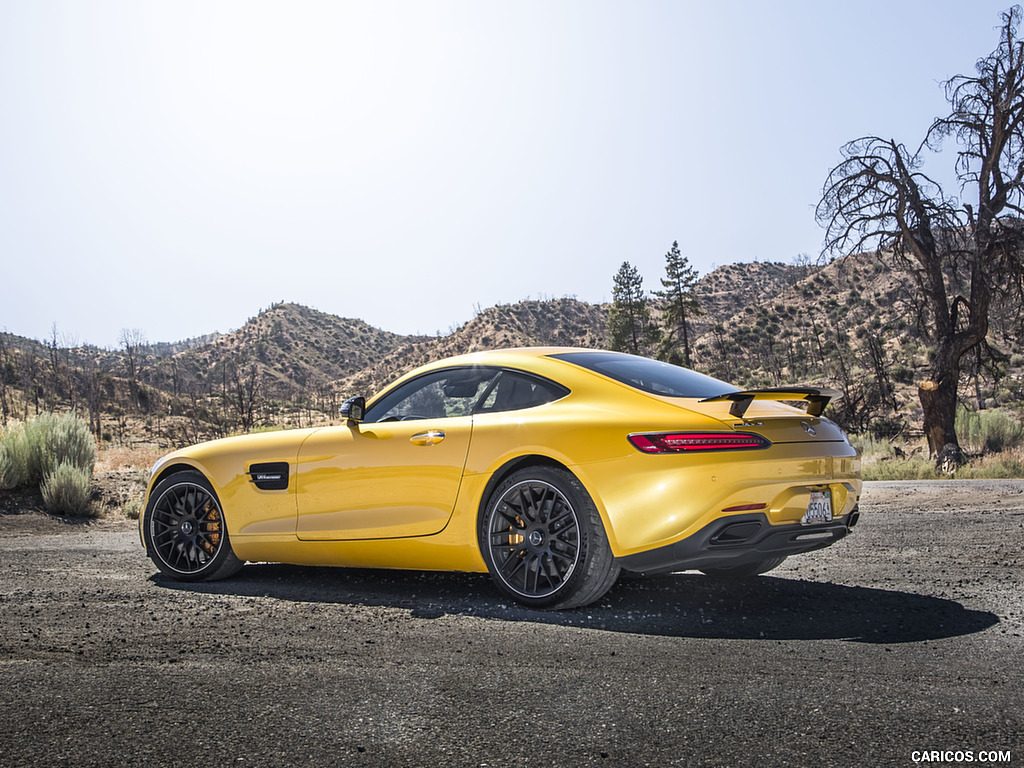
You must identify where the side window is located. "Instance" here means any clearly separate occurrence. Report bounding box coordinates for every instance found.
[477,371,569,414]
[364,368,500,422]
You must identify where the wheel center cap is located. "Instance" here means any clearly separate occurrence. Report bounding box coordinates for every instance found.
[180,520,195,535]
[528,530,544,547]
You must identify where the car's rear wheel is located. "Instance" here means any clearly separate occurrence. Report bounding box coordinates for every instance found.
[479,466,619,610]
[143,470,244,582]
[699,556,786,579]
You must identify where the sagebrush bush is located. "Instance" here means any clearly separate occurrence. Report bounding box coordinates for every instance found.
[23,412,96,486]
[1,413,97,518]
[0,424,31,490]
[863,457,941,481]
[40,462,94,516]
[956,408,1024,453]
[956,452,1024,479]
[849,434,895,457]
[123,493,144,520]
[857,433,1024,480]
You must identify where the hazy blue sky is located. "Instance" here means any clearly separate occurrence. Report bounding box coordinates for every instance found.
[0,0,1015,348]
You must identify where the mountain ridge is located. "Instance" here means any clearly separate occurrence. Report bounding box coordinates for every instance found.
[2,254,1020,444]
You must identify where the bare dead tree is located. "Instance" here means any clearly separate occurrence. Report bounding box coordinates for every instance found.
[222,356,264,433]
[42,324,81,412]
[120,328,148,411]
[866,334,900,414]
[77,355,104,438]
[45,325,63,410]
[0,333,12,425]
[18,347,41,418]
[816,6,1024,462]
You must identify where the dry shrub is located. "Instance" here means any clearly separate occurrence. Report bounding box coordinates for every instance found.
[3,413,100,516]
[956,407,1024,454]
[29,412,96,482]
[41,462,95,516]
[0,424,30,490]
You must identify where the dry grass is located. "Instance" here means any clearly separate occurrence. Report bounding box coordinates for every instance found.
[955,447,1024,479]
[93,444,163,520]
[95,444,163,473]
[852,435,1024,480]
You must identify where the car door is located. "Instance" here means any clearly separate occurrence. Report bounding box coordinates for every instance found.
[294,367,500,541]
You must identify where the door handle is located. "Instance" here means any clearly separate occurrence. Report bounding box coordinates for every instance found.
[410,430,445,446]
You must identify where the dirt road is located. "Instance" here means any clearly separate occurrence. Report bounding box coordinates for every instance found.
[0,481,1021,767]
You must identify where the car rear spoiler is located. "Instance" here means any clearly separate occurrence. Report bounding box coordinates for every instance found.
[699,387,843,419]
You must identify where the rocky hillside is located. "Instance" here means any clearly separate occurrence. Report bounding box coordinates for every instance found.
[691,251,1023,433]
[2,253,1021,445]
[693,261,812,327]
[146,302,427,398]
[341,298,609,395]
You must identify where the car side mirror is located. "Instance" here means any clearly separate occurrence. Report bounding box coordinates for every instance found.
[340,396,365,423]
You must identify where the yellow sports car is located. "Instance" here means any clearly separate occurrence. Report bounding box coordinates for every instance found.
[140,348,861,609]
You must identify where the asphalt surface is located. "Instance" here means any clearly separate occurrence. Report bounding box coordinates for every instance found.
[0,480,1022,768]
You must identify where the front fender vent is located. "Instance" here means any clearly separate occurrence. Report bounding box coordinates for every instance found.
[247,462,290,491]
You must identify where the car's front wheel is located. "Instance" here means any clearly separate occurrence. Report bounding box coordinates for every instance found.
[143,470,244,582]
[479,466,619,610]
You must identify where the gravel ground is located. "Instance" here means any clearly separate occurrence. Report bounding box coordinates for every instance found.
[0,480,1021,768]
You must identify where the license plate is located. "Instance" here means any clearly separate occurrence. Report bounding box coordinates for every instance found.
[801,491,833,525]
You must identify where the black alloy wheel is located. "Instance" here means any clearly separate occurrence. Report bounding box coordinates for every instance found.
[480,466,619,610]
[144,470,244,582]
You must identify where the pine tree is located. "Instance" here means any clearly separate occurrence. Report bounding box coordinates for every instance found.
[608,261,660,355]
[654,241,703,367]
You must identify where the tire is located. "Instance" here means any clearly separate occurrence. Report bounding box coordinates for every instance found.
[699,556,787,579]
[143,470,244,582]
[479,466,619,610]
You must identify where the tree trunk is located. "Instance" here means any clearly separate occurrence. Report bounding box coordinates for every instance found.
[917,342,964,465]
[973,346,985,410]
[680,315,691,368]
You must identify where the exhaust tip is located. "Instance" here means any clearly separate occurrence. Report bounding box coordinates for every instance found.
[847,506,860,529]
[710,520,762,545]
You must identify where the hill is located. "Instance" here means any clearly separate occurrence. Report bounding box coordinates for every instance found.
[1,254,1021,447]
[146,302,427,399]
[693,260,813,327]
[691,251,1022,434]
[340,298,609,396]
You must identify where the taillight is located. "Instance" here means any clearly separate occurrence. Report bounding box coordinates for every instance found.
[628,432,771,453]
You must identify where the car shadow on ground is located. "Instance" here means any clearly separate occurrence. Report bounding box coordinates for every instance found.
[153,564,999,645]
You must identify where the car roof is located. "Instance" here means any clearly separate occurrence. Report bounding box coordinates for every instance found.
[413,346,595,370]
[369,347,605,400]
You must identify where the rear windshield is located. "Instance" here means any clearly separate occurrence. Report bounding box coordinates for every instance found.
[549,351,738,398]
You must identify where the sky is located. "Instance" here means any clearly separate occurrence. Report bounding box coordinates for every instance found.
[0,0,1016,348]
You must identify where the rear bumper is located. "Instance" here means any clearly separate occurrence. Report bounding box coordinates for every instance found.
[616,507,859,574]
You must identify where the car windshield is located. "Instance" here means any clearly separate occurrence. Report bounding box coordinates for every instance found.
[549,351,738,398]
